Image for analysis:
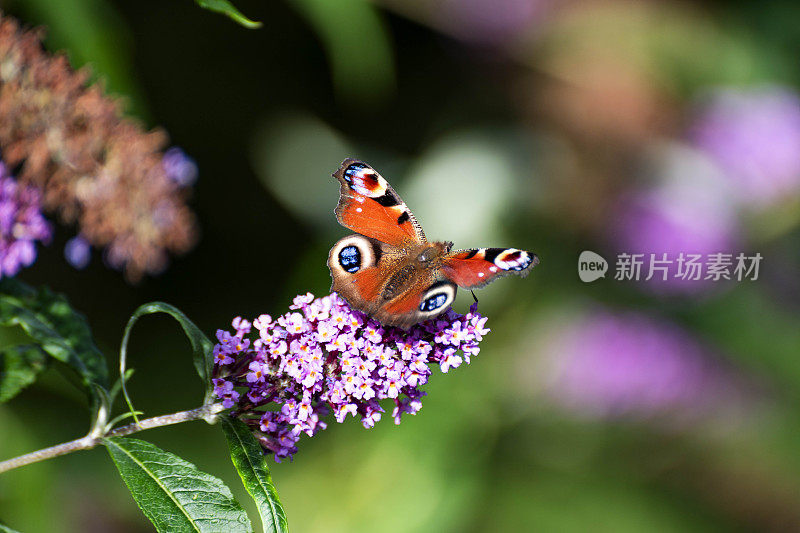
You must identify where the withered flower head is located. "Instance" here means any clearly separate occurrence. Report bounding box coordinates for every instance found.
[0,13,197,281]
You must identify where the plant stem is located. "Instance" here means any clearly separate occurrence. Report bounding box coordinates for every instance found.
[0,403,226,475]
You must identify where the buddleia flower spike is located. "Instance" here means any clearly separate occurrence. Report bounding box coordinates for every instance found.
[211,292,489,461]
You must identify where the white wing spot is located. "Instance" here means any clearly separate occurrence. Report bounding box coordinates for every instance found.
[350,171,387,198]
[495,249,531,270]
[356,207,362,213]
[478,272,485,278]
[489,266,498,272]
[352,181,370,196]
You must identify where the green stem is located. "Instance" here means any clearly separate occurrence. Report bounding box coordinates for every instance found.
[0,403,226,475]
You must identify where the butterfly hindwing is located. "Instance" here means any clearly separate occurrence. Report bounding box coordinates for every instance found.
[375,276,458,329]
[441,248,538,290]
[328,234,386,317]
[333,159,426,247]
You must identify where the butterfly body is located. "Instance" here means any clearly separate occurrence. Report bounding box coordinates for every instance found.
[328,159,538,329]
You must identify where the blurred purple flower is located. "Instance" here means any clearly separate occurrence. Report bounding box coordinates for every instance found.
[162,147,198,188]
[212,292,488,462]
[0,162,51,278]
[690,86,800,206]
[540,309,753,424]
[64,235,91,270]
[610,145,739,294]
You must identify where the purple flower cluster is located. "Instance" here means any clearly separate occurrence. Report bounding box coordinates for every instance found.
[538,309,753,425]
[610,144,738,294]
[0,162,51,278]
[690,85,800,206]
[212,292,489,461]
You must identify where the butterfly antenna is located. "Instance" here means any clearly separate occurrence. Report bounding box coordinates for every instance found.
[471,291,478,303]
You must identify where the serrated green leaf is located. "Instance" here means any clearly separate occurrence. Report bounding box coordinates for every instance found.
[104,437,251,533]
[0,278,108,392]
[221,416,288,533]
[0,344,48,403]
[120,302,215,418]
[195,0,262,29]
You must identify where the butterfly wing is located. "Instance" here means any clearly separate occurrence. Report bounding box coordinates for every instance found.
[328,234,389,318]
[333,159,426,247]
[441,248,538,289]
[376,278,457,329]
[328,235,457,329]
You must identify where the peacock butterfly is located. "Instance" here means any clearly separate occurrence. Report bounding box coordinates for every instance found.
[327,159,538,329]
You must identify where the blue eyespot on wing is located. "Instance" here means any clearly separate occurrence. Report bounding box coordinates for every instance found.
[420,292,449,312]
[339,245,361,273]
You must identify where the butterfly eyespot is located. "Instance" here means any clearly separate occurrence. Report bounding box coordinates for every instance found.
[339,245,362,273]
[492,249,532,271]
[342,163,387,198]
[420,292,449,312]
[329,235,377,278]
[418,281,457,316]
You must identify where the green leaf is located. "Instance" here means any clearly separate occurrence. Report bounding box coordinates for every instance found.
[195,0,262,29]
[119,302,215,420]
[0,344,48,403]
[104,437,251,532]
[221,416,288,533]
[0,278,108,391]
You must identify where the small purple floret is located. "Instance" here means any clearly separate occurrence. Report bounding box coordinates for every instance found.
[64,235,91,269]
[162,147,198,187]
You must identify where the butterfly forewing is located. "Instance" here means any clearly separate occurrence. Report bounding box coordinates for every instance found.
[333,159,426,247]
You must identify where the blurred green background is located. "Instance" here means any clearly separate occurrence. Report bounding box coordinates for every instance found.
[2,0,800,531]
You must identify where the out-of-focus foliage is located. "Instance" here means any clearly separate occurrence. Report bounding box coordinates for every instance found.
[251,112,353,232]
[0,279,107,396]
[287,0,395,105]
[195,0,261,29]
[2,0,800,531]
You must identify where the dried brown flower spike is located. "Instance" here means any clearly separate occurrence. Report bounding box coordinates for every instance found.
[0,12,197,281]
